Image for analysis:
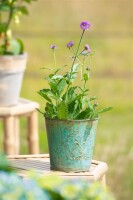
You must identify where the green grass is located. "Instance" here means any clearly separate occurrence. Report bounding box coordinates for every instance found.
[0,0,133,199]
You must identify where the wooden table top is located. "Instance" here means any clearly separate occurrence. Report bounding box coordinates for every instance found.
[0,98,39,116]
[7,154,108,181]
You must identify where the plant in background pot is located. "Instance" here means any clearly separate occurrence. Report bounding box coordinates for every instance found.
[0,0,36,106]
[38,21,113,172]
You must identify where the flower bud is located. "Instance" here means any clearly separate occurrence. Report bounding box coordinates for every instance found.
[50,44,58,49]
[84,44,91,53]
[67,41,74,49]
[86,66,91,71]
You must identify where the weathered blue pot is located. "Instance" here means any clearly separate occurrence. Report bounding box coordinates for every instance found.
[45,117,98,172]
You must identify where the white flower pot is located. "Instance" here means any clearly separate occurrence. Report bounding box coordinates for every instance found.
[0,53,27,106]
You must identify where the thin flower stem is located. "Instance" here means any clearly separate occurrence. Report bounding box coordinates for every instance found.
[70,29,85,74]
[84,80,87,90]
[53,49,56,68]
[71,48,89,60]
[77,49,85,57]
[71,47,76,56]
[81,67,83,87]
[4,1,14,53]
[71,48,88,90]
[66,29,85,93]
[81,57,86,89]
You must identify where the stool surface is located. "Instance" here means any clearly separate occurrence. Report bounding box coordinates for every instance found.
[7,154,108,181]
[0,98,39,116]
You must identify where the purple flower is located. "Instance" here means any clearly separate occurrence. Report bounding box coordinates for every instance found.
[84,44,91,53]
[50,44,58,49]
[80,21,90,30]
[67,41,74,49]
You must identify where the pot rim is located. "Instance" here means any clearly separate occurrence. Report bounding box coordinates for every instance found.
[45,117,99,122]
[0,52,28,59]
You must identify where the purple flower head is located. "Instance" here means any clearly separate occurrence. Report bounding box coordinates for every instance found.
[84,44,91,53]
[80,21,90,30]
[67,41,74,49]
[50,44,58,50]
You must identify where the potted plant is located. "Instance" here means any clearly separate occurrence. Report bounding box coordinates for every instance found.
[38,21,113,172]
[0,0,36,106]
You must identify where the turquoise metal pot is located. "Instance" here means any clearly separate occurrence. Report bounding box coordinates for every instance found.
[45,117,98,172]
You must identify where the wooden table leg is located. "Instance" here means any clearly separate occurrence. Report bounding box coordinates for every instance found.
[99,174,106,187]
[14,117,20,155]
[3,116,15,155]
[27,111,39,154]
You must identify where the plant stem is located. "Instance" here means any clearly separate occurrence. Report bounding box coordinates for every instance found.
[70,29,85,73]
[81,56,86,89]
[66,29,85,93]
[53,49,56,68]
[0,12,2,23]
[4,2,13,53]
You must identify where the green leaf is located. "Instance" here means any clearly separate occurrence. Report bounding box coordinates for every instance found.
[51,74,63,80]
[57,79,66,95]
[0,153,13,172]
[45,103,56,118]
[63,87,77,104]
[23,0,31,3]
[72,63,79,73]
[18,6,29,15]
[71,63,79,81]
[89,96,97,101]
[38,89,52,103]
[38,89,61,102]
[0,5,10,11]
[23,0,37,2]
[88,101,94,110]
[63,87,89,119]
[76,108,92,119]
[83,73,89,81]
[67,95,87,119]
[36,108,44,115]
[16,38,24,54]
[49,80,57,92]
[0,46,4,55]
[0,23,7,33]
[57,102,68,119]
[97,107,113,114]
[10,39,22,55]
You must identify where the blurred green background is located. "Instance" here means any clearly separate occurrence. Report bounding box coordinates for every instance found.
[0,0,133,199]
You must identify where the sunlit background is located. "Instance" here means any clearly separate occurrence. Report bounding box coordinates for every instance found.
[0,0,133,199]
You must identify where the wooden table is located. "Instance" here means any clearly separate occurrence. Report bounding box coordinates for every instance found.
[8,154,108,186]
[0,98,39,155]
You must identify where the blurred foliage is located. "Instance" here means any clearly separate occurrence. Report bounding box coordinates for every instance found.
[0,0,37,55]
[34,174,115,200]
[0,153,13,173]
[0,153,115,200]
